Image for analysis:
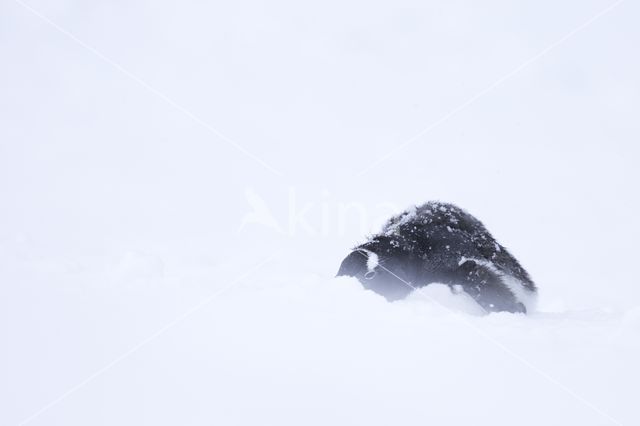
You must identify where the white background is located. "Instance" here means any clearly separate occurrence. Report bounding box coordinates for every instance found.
[1,0,639,425]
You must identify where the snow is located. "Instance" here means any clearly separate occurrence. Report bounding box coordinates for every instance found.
[2,0,640,425]
[2,251,638,425]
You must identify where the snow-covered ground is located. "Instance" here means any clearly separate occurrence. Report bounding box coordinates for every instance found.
[2,0,640,425]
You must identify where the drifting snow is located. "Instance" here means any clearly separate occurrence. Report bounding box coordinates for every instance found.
[1,246,638,426]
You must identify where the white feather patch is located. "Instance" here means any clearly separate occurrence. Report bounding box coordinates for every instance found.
[360,249,379,272]
[459,256,537,312]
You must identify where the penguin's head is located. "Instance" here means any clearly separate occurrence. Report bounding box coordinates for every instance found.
[336,246,413,301]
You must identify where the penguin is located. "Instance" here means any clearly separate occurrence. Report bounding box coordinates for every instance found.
[337,201,536,313]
